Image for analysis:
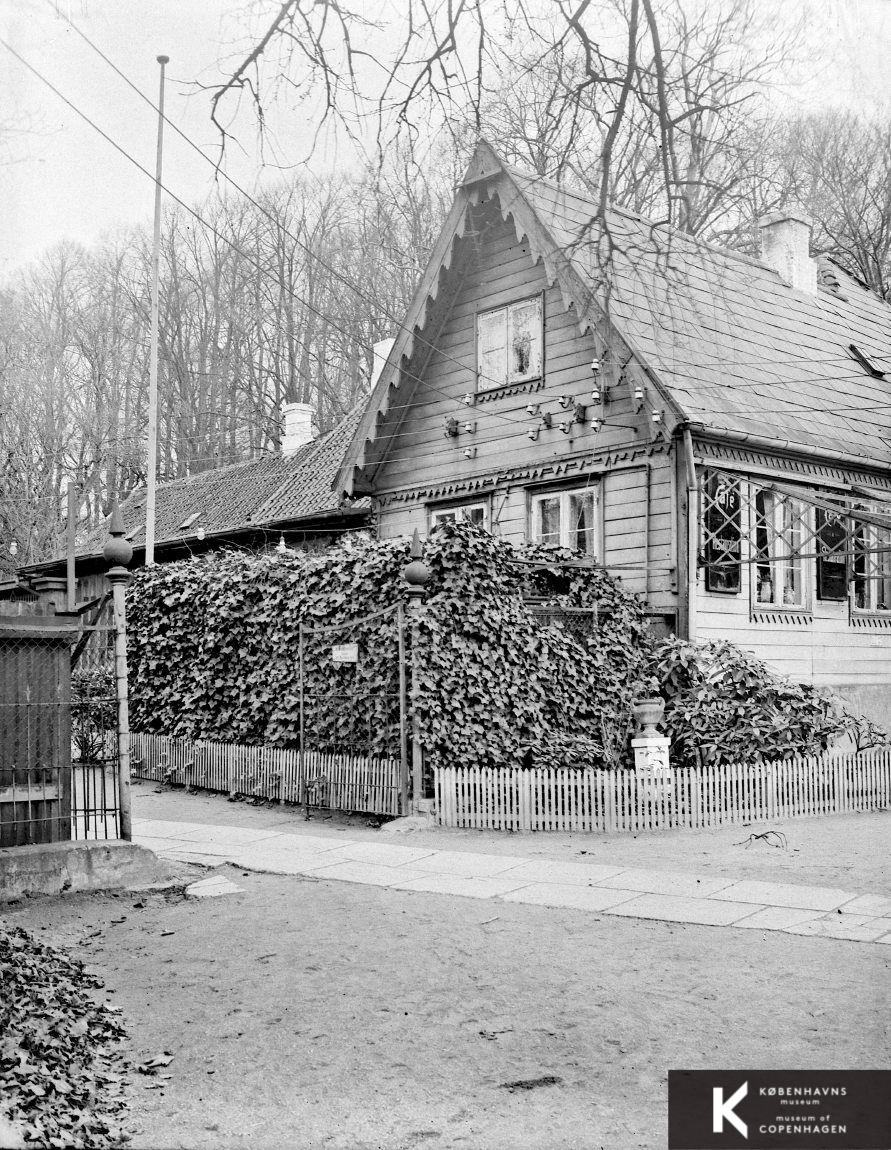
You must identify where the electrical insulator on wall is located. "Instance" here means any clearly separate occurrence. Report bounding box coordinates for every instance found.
[525,402,540,416]
[651,409,662,425]
[591,417,603,433]
[559,420,572,434]
[463,446,477,460]
[590,356,600,376]
[591,383,603,404]
[462,421,475,434]
[558,395,573,410]
[527,427,540,442]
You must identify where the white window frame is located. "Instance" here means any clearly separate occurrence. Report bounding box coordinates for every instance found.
[752,487,810,610]
[529,484,600,556]
[429,501,490,530]
[476,295,543,393]
[852,509,891,614]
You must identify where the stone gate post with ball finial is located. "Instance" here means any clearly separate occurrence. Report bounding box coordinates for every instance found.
[403,529,431,815]
[103,500,134,841]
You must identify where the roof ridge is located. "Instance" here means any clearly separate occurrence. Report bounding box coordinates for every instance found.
[500,162,781,276]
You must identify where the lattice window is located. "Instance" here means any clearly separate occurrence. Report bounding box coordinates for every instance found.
[753,488,808,607]
[702,472,742,593]
[853,511,891,613]
[700,467,891,616]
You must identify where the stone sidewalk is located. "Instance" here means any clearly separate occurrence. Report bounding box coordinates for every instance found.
[134,815,891,944]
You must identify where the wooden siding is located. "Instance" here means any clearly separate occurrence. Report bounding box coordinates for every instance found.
[371,204,678,604]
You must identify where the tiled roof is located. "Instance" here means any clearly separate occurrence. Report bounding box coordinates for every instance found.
[505,167,891,466]
[76,407,368,559]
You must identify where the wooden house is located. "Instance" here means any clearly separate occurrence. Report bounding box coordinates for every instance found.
[334,141,891,727]
[11,404,371,612]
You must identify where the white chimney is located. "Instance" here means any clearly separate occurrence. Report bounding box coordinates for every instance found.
[370,337,396,389]
[758,207,817,294]
[281,401,316,455]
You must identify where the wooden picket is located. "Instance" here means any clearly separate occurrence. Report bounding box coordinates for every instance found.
[435,746,891,832]
[130,732,404,816]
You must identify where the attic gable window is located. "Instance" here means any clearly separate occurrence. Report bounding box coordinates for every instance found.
[477,296,543,392]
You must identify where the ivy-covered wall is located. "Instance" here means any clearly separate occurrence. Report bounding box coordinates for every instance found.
[126,524,882,772]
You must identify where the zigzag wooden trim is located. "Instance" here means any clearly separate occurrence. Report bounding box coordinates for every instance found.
[750,610,813,626]
[850,613,891,630]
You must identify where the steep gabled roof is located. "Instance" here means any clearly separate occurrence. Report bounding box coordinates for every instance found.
[335,140,891,493]
[63,407,368,567]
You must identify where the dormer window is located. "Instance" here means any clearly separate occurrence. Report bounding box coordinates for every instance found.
[477,296,543,392]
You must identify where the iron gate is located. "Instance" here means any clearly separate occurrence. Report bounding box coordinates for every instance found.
[0,606,121,848]
[297,604,408,816]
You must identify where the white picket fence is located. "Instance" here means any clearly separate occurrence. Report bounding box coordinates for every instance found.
[435,746,891,833]
[130,732,405,817]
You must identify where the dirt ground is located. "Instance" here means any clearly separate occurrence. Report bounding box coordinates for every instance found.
[2,848,888,1150]
[132,780,891,893]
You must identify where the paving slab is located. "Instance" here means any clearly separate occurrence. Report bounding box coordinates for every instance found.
[225,846,338,876]
[133,820,210,839]
[310,861,429,888]
[170,824,285,847]
[838,894,891,918]
[604,894,763,927]
[329,841,438,867]
[406,850,530,878]
[593,868,733,898]
[783,918,891,943]
[710,879,856,912]
[733,906,827,931]
[501,860,628,887]
[501,882,641,912]
[391,873,533,900]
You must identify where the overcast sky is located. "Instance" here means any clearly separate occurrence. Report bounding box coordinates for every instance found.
[1,0,889,276]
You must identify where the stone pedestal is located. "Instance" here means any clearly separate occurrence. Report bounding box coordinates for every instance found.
[631,735,671,777]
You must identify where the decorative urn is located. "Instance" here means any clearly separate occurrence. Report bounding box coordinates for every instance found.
[632,697,665,738]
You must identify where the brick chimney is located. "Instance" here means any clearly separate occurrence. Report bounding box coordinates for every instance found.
[758,207,817,293]
[281,401,316,455]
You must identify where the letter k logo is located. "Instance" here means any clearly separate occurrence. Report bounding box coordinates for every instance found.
[713,1081,748,1138]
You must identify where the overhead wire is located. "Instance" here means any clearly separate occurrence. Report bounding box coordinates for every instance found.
[4,28,888,502]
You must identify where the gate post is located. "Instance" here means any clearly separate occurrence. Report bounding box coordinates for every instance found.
[103,502,134,841]
[403,530,430,815]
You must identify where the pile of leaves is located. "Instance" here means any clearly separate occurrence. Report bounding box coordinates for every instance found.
[0,927,129,1148]
[654,637,886,769]
[126,523,883,772]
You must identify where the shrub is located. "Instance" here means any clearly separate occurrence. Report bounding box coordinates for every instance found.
[653,637,885,768]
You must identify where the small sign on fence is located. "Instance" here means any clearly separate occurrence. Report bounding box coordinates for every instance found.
[331,642,359,664]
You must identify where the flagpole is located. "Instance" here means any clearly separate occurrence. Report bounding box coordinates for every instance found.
[145,53,168,567]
